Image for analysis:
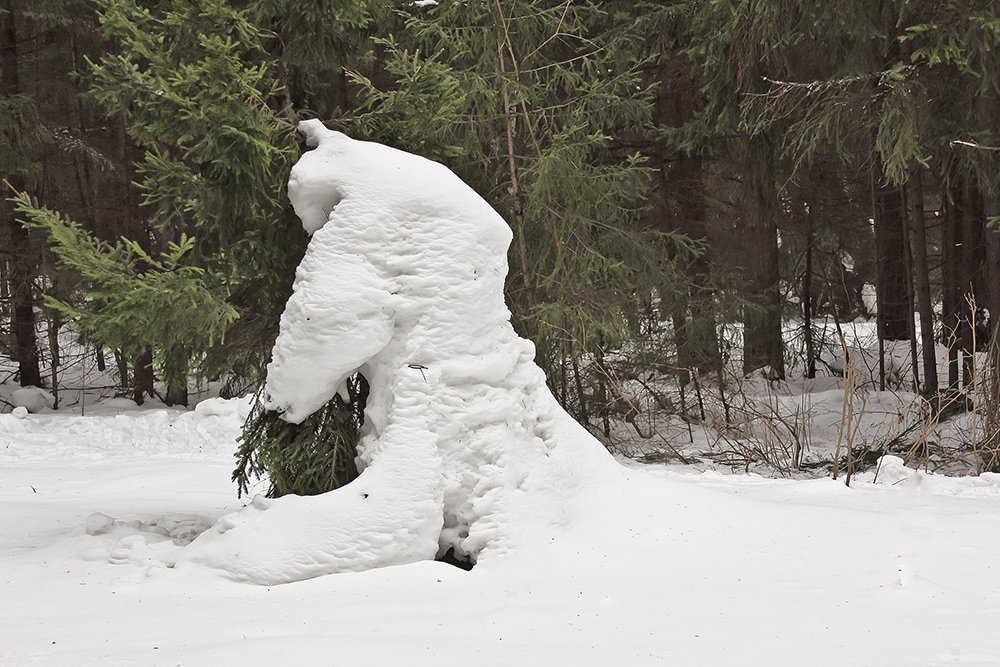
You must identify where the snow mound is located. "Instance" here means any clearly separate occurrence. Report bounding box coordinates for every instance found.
[193,395,253,419]
[0,398,247,463]
[0,411,28,433]
[864,455,919,486]
[178,121,616,584]
[11,386,55,413]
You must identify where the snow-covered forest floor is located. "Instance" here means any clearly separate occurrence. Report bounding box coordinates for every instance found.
[3,334,1000,665]
[599,319,998,479]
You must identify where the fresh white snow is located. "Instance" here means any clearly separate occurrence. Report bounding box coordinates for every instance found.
[3,400,1000,664]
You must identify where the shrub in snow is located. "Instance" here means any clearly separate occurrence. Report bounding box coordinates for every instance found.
[234,387,362,497]
[178,121,614,584]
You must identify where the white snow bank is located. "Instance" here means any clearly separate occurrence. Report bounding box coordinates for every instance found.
[0,396,251,464]
[5,413,1000,665]
[178,122,617,583]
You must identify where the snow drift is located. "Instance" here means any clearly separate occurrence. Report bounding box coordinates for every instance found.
[178,121,615,584]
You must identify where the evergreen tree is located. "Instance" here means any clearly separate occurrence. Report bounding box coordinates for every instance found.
[735,0,1000,394]
[84,0,306,401]
[16,0,373,491]
[666,0,792,379]
[14,0,310,403]
[14,194,238,391]
[347,0,695,424]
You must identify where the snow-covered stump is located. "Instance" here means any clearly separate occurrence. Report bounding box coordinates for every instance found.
[178,121,614,584]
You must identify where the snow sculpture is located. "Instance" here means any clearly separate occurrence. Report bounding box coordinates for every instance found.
[179,121,614,584]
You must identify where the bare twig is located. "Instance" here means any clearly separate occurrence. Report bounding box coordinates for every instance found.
[949,139,1000,152]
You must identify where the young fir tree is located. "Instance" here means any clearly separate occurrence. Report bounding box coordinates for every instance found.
[9,0,301,405]
[90,0,381,494]
[84,0,305,400]
[3,0,147,393]
[13,0,373,495]
[13,193,238,385]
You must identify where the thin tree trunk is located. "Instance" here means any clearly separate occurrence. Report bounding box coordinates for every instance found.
[804,241,816,379]
[906,175,937,396]
[671,309,692,388]
[800,199,816,379]
[47,309,60,409]
[901,200,920,394]
[114,348,128,391]
[493,1,531,302]
[960,181,982,386]
[133,348,154,405]
[571,355,589,425]
[942,186,960,389]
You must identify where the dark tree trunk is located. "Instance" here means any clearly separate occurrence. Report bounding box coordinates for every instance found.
[9,255,41,386]
[165,382,188,407]
[902,201,920,394]
[46,308,60,408]
[680,157,718,375]
[649,53,718,384]
[741,152,784,379]
[665,152,717,382]
[1,0,41,387]
[873,183,910,341]
[133,349,154,405]
[804,225,816,379]
[982,195,1000,336]
[164,351,188,407]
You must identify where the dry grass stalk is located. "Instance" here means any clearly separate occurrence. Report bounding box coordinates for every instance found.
[976,328,1000,472]
[834,334,867,483]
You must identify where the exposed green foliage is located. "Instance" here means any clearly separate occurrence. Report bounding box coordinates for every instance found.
[0,94,38,180]
[13,192,238,392]
[234,377,366,498]
[28,0,314,399]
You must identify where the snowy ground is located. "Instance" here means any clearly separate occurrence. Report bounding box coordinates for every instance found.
[3,397,1000,666]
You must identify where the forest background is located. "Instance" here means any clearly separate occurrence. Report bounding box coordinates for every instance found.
[4,0,1000,481]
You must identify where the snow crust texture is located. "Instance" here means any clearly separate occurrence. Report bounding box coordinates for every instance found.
[8,403,1000,665]
[179,121,613,584]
